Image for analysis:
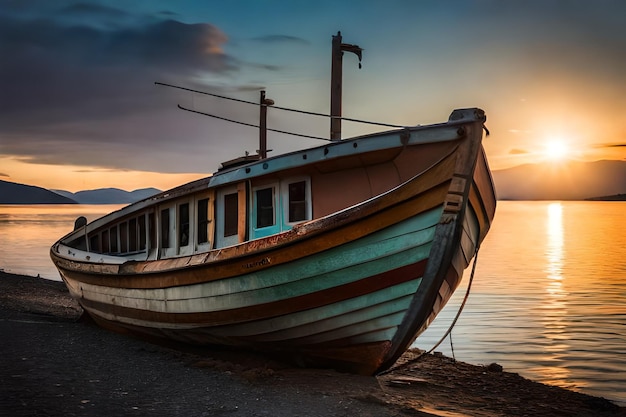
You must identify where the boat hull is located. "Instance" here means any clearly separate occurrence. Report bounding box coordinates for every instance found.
[51,108,496,374]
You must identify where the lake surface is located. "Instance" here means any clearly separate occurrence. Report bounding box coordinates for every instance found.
[1,202,624,405]
[415,201,626,405]
[0,205,123,279]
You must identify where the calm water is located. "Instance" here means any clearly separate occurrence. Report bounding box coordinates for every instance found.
[415,201,626,405]
[0,205,123,279]
[1,202,625,404]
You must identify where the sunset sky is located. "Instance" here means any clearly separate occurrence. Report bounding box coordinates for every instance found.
[1,0,625,192]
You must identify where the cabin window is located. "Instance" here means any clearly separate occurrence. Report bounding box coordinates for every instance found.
[197,198,210,244]
[119,221,128,252]
[161,208,170,248]
[149,213,155,250]
[110,226,118,253]
[255,187,275,228]
[129,218,137,252]
[179,203,190,246]
[101,229,110,253]
[223,193,238,237]
[89,234,100,253]
[288,181,307,222]
[281,177,311,227]
[138,214,147,250]
[224,193,239,237]
[216,186,240,248]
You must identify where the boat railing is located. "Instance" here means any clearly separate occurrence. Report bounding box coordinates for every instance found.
[53,242,127,265]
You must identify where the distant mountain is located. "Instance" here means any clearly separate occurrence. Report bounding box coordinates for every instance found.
[0,180,78,204]
[586,193,626,201]
[0,179,160,204]
[52,188,161,204]
[492,160,626,200]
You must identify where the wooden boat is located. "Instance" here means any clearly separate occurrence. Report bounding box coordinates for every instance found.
[50,34,496,375]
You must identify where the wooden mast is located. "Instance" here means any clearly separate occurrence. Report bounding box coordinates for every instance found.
[259,90,274,159]
[330,31,362,141]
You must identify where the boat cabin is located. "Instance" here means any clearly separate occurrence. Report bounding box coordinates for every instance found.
[65,172,314,262]
[61,128,462,264]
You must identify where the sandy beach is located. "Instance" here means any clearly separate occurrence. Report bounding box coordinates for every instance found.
[1,271,624,417]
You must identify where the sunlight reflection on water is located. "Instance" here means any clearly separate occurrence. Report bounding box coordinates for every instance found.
[540,202,571,384]
[415,201,626,406]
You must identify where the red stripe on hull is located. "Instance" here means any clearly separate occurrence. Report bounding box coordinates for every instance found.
[79,259,428,327]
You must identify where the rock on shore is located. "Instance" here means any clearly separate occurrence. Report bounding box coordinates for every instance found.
[1,271,624,417]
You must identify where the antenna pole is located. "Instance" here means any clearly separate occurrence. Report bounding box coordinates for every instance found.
[330,31,362,141]
[330,32,343,141]
[259,90,274,158]
[260,90,268,158]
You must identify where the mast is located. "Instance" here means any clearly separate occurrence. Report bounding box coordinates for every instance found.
[259,90,274,159]
[330,31,362,141]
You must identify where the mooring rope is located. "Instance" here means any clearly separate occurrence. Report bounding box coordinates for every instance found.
[377,244,481,376]
[425,245,480,356]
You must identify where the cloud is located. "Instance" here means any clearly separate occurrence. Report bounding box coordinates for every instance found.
[0,13,234,99]
[73,168,132,173]
[595,143,626,148]
[250,35,310,45]
[59,2,132,24]
[0,172,9,178]
[0,3,244,173]
[509,149,529,155]
[157,10,179,19]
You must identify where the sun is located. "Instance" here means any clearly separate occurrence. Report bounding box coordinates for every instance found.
[543,139,570,160]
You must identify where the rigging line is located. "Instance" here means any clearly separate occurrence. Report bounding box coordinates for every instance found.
[377,245,481,376]
[158,82,257,106]
[156,81,406,129]
[177,105,331,142]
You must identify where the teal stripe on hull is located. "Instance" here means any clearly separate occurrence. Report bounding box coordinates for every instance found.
[212,281,420,340]
[84,279,422,346]
[75,206,443,314]
[280,310,407,346]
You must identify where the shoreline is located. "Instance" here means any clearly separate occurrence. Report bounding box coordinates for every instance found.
[1,271,624,417]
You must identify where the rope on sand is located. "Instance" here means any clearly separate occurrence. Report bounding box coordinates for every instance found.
[378,245,480,376]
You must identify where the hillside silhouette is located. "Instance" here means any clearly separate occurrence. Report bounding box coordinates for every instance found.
[0,180,76,204]
[1,180,160,204]
[53,188,161,204]
[492,160,626,200]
